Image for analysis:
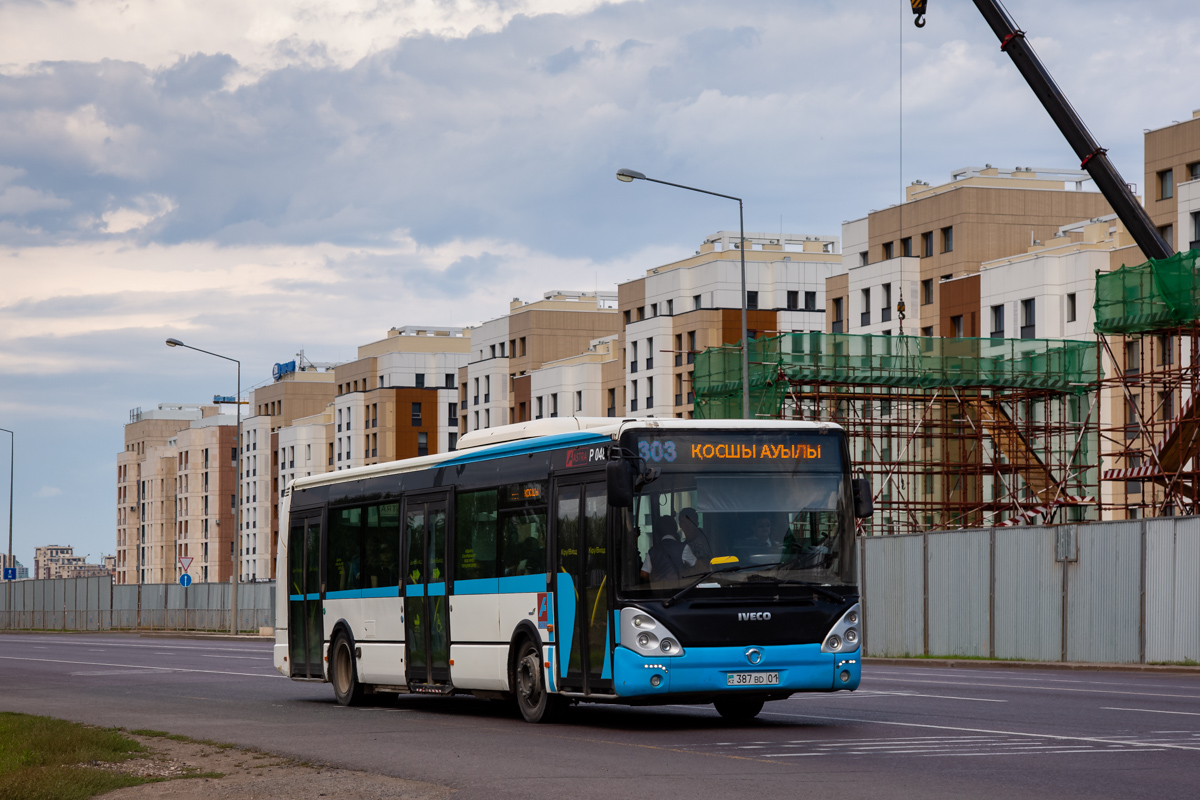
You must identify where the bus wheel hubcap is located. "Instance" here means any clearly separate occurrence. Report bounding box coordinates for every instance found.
[518,653,541,701]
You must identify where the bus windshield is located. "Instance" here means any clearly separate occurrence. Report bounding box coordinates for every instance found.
[617,430,856,599]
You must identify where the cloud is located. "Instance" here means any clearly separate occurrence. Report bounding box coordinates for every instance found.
[101,194,177,234]
[35,486,62,498]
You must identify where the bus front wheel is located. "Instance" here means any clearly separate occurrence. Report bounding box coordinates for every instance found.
[714,697,764,722]
[513,638,564,723]
[331,631,365,707]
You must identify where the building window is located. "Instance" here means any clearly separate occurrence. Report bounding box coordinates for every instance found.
[921,326,933,338]
[645,377,653,410]
[833,297,844,333]
[881,283,892,322]
[550,394,558,418]
[575,391,583,412]
[859,251,868,267]
[415,373,425,389]
[1159,224,1174,250]
[1020,298,1036,339]
[922,231,933,258]
[860,288,870,327]
[687,331,696,364]
[882,241,893,260]
[666,299,673,315]
[448,402,458,421]
[411,402,422,426]
[1190,162,1200,182]
[804,291,816,311]
[991,304,1005,339]
[951,315,963,338]
[1066,292,1077,323]
[746,291,758,310]
[489,345,496,358]
[519,337,527,356]
[941,226,954,253]
[448,432,458,451]
[535,397,543,419]
[637,306,645,321]
[1192,211,1200,249]
[787,290,798,310]
[623,310,631,325]
[650,303,658,317]
[484,409,490,428]
[1159,168,1174,200]
[921,278,933,305]
[901,237,912,257]
[693,294,702,310]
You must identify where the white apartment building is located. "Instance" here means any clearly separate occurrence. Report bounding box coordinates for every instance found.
[529,336,618,419]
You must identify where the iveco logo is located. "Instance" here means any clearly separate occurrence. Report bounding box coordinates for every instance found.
[738,612,771,621]
[745,648,763,665]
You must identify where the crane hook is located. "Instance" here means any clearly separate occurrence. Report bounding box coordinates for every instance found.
[912,0,928,28]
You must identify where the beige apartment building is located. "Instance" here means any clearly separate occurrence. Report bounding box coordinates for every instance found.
[460,292,621,431]
[1145,110,1200,251]
[612,231,840,418]
[33,545,87,579]
[829,166,1115,339]
[116,404,237,585]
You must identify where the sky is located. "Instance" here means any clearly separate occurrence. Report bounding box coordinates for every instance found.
[1,0,1198,571]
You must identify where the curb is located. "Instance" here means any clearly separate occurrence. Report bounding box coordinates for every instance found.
[863,657,1200,675]
[139,631,273,641]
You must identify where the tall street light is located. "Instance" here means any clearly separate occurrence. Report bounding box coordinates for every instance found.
[165,337,241,634]
[616,169,751,419]
[1,427,12,627]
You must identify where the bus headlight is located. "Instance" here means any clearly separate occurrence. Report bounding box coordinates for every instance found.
[621,608,685,658]
[821,603,862,655]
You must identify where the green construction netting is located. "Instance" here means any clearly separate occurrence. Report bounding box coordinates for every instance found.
[1094,249,1200,334]
[694,331,1098,419]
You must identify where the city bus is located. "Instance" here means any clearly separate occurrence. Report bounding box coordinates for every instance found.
[274,417,871,722]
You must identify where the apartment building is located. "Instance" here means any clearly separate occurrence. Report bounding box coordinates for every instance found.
[331,326,469,469]
[116,404,237,585]
[1145,110,1200,252]
[829,166,1115,338]
[461,292,620,431]
[529,336,619,419]
[614,231,840,418]
[33,545,86,579]
[242,358,338,582]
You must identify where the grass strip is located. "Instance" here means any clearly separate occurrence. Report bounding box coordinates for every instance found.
[0,713,149,800]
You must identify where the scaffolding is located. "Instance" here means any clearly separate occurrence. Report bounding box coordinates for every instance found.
[1094,250,1200,517]
[693,332,1101,535]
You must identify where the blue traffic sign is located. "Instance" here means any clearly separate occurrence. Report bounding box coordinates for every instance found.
[179,574,193,587]
[2,568,15,581]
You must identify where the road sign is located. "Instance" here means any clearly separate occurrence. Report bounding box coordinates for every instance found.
[179,574,193,588]
[2,568,14,581]
[178,556,193,572]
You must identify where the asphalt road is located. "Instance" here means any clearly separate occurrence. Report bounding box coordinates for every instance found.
[2,633,1198,800]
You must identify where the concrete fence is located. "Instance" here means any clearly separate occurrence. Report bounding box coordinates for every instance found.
[0,578,275,633]
[860,516,1200,664]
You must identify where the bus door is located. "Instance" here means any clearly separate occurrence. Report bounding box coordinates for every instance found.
[287,512,323,678]
[403,493,451,687]
[553,478,611,694]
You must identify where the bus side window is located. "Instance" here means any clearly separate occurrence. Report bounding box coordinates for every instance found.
[328,506,363,593]
[501,510,546,576]
[364,503,400,588]
[456,490,498,581]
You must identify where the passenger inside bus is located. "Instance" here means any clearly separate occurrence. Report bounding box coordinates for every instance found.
[677,507,712,570]
[639,515,696,584]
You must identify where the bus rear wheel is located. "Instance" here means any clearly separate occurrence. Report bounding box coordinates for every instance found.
[331,631,365,707]
[513,638,564,723]
[714,697,764,722]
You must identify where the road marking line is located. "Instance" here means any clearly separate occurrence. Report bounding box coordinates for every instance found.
[756,709,1200,752]
[866,675,1200,700]
[0,655,283,679]
[867,691,1006,703]
[1101,706,1200,717]
[0,636,266,654]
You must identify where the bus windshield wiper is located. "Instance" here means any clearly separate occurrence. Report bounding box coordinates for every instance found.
[662,562,769,608]
[742,574,848,603]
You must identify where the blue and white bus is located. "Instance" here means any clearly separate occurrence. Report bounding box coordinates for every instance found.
[274,418,871,722]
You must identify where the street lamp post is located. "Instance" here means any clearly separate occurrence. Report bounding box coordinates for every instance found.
[1,428,12,629]
[616,169,751,419]
[165,338,241,634]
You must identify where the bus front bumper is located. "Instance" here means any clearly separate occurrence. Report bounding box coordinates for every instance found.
[612,643,861,698]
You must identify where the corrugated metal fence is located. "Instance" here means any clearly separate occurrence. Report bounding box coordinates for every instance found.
[0,579,275,633]
[861,516,1200,664]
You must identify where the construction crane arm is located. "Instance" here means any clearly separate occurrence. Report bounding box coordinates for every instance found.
[914,1,1173,260]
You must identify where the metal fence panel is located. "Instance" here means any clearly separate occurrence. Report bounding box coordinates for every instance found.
[142,584,166,629]
[994,526,1062,661]
[1066,523,1141,664]
[862,534,925,656]
[1145,517,1200,663]
[927,530,991,657]
[113,585,139,629]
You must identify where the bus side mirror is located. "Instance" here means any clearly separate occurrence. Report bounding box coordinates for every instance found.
[852,477,874,519]
[607,459,636,508]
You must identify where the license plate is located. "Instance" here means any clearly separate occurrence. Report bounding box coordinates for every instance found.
[726,671,780,686]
